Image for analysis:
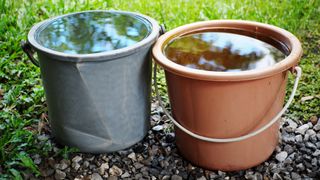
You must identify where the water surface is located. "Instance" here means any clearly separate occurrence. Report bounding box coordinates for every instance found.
[164,32,287,72]
[37,11,151,54]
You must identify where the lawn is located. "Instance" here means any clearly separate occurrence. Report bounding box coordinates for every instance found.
[0,0,319,178]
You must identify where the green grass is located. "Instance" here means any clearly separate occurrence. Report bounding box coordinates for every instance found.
[0,0,319,178]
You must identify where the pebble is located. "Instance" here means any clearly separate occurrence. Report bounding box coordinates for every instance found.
[98,162,109,175]
[55,159,70,170]
[196,176,206,180]
[283,144,294,154]
[275,151,288,162]
[254,172,263,180]
[284,119,298,132]
[291,172,301,180]
[83,161,90,168]
[72,162,80,171]
[310,115,318,125]
[134,162,144,169]
[54,169,66,180]
[311,158,318,166]
[72,155,82,163]
[37,134,49,141]
[107,176,118,180]
[306,129,316,137]
[162,175,170,180]
[89,164,97,170]
[272,173,282,179]
[312,149,320,156]
[304,133,310,141]
[121,172,131,178]
[295,134,303,142]
[245,171,254,179]
[313,124,320,131]
[218,170,226,177]
[310,135,318,143]
[171,174,183,180]
[32,154,41,165]
[109,165,123,176]
[128,152,137,161]
[296,163,305,171]
[295,124,309,134]
[151,114,161,121]
[101,155,108,162]
[91,173,103,180]
[282,133,295,143]
[152,125,164,131]
[284,158,293,165]
[269,163,280,174]
[41,168,55,177]
[305,142,317,150]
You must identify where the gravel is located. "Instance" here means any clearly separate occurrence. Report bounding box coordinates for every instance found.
[109,165,123,177]
[152,125,164,131]
[90,173,103,180]
[54,169,66,179]
[314,124,320,131]
[295,124,310,134]
[34,101,320,179]
[171,174,183,180]
[275,151,288,162]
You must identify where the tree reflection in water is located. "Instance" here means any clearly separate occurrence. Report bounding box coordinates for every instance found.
[165,32,286,72]
[37,11,150,54]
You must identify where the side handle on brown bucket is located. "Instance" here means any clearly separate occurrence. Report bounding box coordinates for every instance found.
[21,41,39,67]
[153,65,302,143]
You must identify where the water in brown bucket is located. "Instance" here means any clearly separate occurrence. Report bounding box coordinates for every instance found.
[164,32,287,72]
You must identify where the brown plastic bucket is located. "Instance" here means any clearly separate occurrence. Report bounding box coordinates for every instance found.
[152,20,302,171]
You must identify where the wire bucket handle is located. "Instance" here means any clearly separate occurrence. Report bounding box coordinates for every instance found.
[153,64,302,143]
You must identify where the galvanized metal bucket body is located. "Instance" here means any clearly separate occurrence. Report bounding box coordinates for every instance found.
[38,49,152,153]
[24,10,160,153]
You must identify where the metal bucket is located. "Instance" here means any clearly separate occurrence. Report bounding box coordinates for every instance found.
[22,10,160,153]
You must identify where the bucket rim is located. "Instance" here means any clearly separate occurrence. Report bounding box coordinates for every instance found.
[27,10,160,62]
[152,20,302,81]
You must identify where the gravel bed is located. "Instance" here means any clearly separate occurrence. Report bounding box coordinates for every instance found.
[33,101,320,180]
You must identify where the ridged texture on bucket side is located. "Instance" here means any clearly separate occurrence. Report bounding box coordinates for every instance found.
[38,49,151,153]
[165,71,288,171]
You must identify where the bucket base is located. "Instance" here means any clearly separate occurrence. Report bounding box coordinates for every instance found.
[175,124,279,171]
[53,130,148,154]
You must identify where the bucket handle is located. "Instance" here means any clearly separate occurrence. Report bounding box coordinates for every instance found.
[21,41,40,67]
[153,64,302,143]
